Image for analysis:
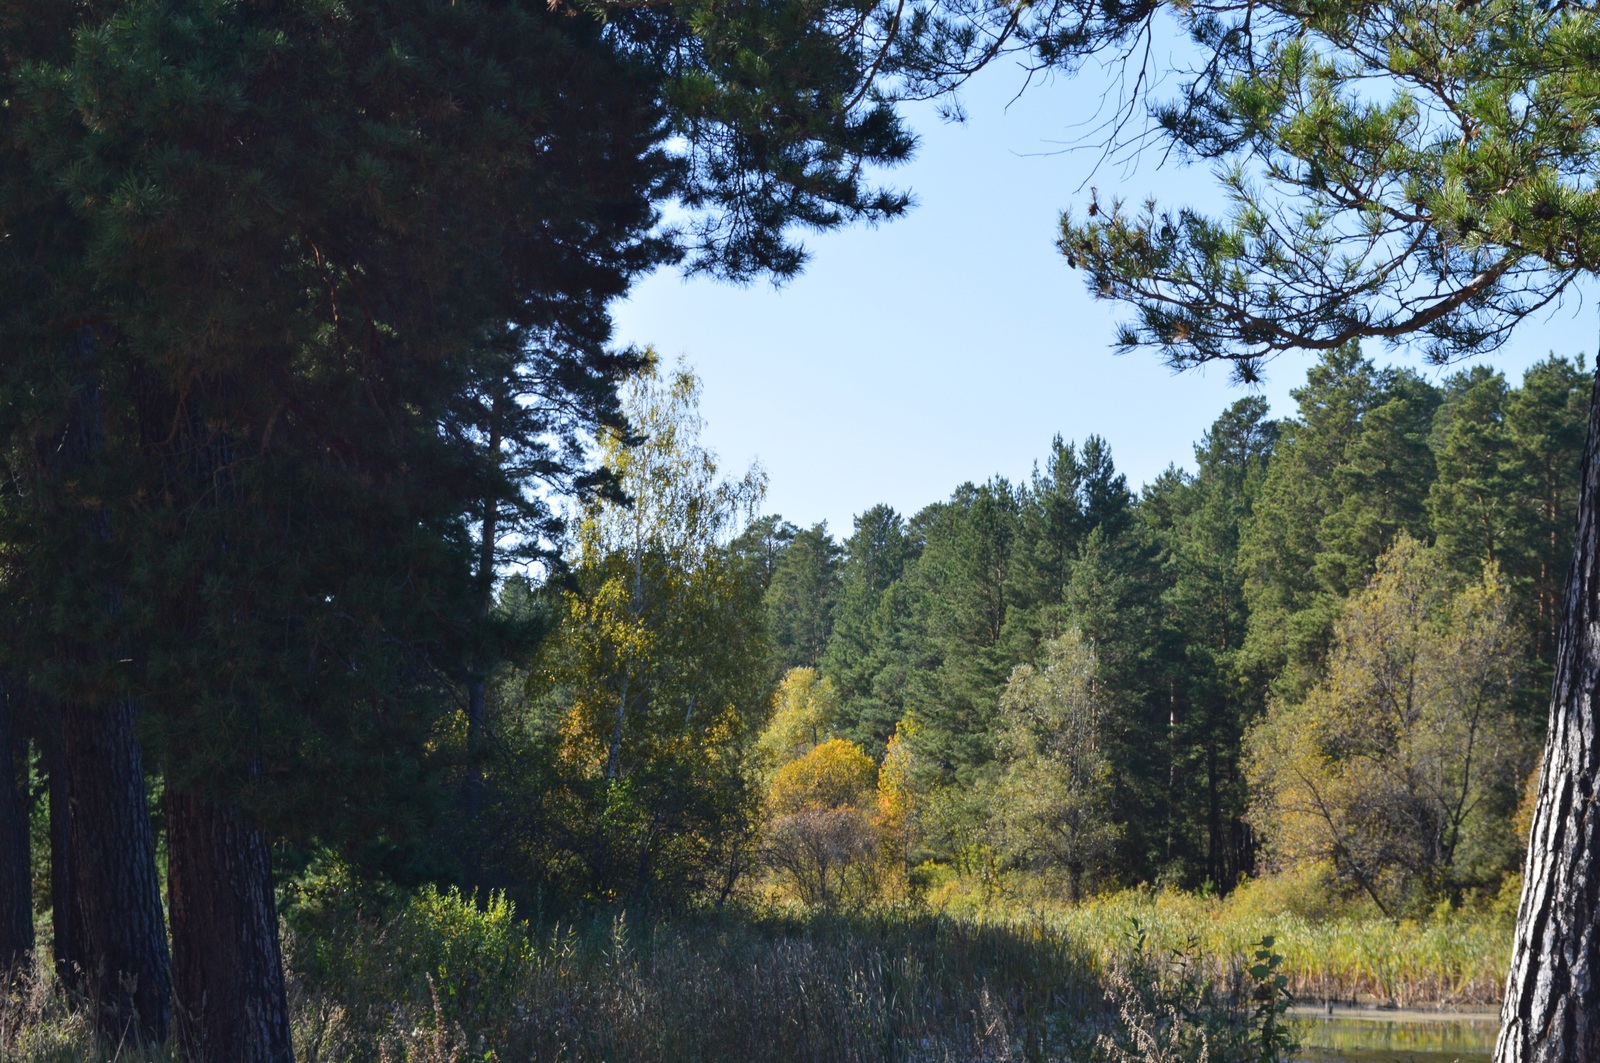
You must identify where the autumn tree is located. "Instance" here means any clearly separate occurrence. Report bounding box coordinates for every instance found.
[1248,537,1532,914]
[763,738,888,907]
[526,360,770,905]
[753,667,842,779]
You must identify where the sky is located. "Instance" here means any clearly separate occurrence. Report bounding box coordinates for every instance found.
[612,55,1598,537]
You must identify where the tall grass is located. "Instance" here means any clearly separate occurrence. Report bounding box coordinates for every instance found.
[0,962,179,1063]
[949,885,1513,1009]
[289,895,1106,1062]
[3,876,1502,1062]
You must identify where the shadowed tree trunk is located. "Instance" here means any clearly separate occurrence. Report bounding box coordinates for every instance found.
[1497,366,1600,1063]
[61,695,171,1045]
[0,670,33,971]
[45,709,83,993]
[156,406,293,1060]
[34,330,171,1042]
[168,785,292,1063]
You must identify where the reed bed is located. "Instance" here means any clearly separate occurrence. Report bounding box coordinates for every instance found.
[988,888,1512,1009]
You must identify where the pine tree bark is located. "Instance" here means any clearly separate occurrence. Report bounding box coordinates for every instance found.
[61,696,171,1046]
[45,710,84,992]
[168,786,292,1063]
[1497,366,1600,1063]
[0,671,33,970]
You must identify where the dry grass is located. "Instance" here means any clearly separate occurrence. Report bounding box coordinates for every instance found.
[0,961,179,1063]
[928,873,1515,1009]
[4,873,1491,1061]
[289,901,1105,1063]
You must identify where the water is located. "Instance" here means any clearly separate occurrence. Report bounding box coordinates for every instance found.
[1291,1009,1497,1063]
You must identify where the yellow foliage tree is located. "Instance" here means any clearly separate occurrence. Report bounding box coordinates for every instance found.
[529,357,770,903]
[752,668,840,780]
[763,739,889,906]
[767,739,876,816]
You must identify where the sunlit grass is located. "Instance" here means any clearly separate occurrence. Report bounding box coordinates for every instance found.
[931,876,1514,1009]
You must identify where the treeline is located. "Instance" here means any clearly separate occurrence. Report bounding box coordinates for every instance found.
[455,344,1584,922]
[739,345,1582,906]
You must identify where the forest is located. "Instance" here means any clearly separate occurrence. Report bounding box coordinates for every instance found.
[11,341,1586,1060]
[10,0,1600,1061]
[471,343,1581,924]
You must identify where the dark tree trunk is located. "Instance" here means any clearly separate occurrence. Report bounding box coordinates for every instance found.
[168,786,292,1063]
[1497,367,1600,1063]
[61,696,171,1046]
[45,709,84,992]
[464,392,504,826]
[0,671,33,970]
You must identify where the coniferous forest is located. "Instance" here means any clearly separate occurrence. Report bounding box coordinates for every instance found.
[11,2,1600,1062]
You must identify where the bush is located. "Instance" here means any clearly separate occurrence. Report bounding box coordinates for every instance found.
[288,878,532,1061]
[1096,928,1297,1063]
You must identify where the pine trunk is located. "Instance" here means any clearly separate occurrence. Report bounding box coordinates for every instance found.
[1496,367,1600,1063]
[0,672,32,970]
[45,711,83,992]
[61,696,171,1046]
[168,786,293,1063]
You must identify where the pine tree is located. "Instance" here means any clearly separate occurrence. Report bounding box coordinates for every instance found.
[765,524,843,674]
[0,0,991,1050]
[1157,398,1276,887]
[824,505,915,751]
[1056,0,1600,1047]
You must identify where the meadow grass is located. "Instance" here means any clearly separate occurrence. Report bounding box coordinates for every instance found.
[287,899,1107,1062]
[1,875,1509,1061]
[935,876,1515,1009]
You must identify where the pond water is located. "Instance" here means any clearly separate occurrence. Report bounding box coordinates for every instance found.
[1291,1009,1497,1063]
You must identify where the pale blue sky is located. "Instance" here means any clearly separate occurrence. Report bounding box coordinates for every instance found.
[613,56,1596,536]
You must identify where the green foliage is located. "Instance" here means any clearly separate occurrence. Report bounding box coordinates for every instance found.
[1094,927,1298,1063]
[990,631,1119,899]
[288,879,532,1059]
[764,525,842,675]
[1247,537,1535,914]
[488,360,769,909]
[823,505,916,752]
[286,901,1111,1062]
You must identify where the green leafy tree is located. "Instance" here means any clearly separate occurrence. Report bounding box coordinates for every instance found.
[525,360,770,906]
[754,667,842,778]
[990,631,1118,900]
[1247,538,1532,914]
